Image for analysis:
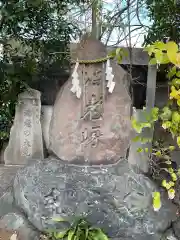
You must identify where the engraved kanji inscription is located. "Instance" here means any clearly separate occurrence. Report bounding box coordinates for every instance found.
[81,64,104,120]
[21,105,33,157]
[81,126,102,148]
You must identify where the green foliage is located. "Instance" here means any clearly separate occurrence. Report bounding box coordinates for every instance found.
[46,218,109,240]
[132,40,180,211]
[0,0,80,145]
[132,107,159,134]
[108,47,128,64]
[145,0,180,44]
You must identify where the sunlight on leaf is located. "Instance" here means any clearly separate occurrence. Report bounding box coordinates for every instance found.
[177,136,180,147]
[152,192,161,211]
[168,188,175,199]
[68,230,75,240]
[171,173,177,182]
[169,146,175,151]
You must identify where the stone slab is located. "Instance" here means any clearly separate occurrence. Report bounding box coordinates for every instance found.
[14,159,177,240]
[49,62,131,164]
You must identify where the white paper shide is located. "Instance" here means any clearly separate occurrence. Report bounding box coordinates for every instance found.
[105,59,115,93]
[70,61,81,98]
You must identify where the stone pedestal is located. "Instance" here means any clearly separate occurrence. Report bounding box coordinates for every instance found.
[13,159,177,239]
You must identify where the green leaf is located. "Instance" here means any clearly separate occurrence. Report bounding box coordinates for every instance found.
[90,229,109,240]
[176,71,180,78]
[145,148,149,153]
[54,231,68,239]
[166,42,178,64]
[177,168,180,176]
[141,137,152,143]
[151,107,159,121]
[108,49,116,58]
[167,66,177,78]
[160,107,172,121]
[131,117,143,133]
[172,111,180,122]
[149,58,157,65]
[177,136,180,147]
[160,53,170,64]
[154,41,166,50]
[152,191,161,211]
[162,121,171,129]
[132,136,141,142]
[116,47,121,56]
[68,230,75,240]
[155,151,162,157]
[137,147,143,153]
[155,51,163,63]
[169,145,175,151]
[177,99,180,106]
[143,122,151,128]
[144,45,154,56]
[83,228,89,240]
[171,173,177,181]
[166,41,178,53]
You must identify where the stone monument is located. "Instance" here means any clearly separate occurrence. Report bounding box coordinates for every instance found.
[1,39,177,240]
[49,38,132,164]
[4,88,44,165]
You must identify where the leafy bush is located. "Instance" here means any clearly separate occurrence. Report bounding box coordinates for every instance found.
[132,41,180,211]
[45,218,109,240]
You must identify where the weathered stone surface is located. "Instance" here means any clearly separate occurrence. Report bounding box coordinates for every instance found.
[0,212,40,240]
[14,159,177,239]
[49,39,132,164]
[161,229,178,240]
[172,219,180,239]
[41,105,53,149]
[0,166,20,217]
[4,88,44,165]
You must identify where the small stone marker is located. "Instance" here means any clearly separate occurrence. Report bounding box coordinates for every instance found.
[49,39,132,164]
[4,88,44,165]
